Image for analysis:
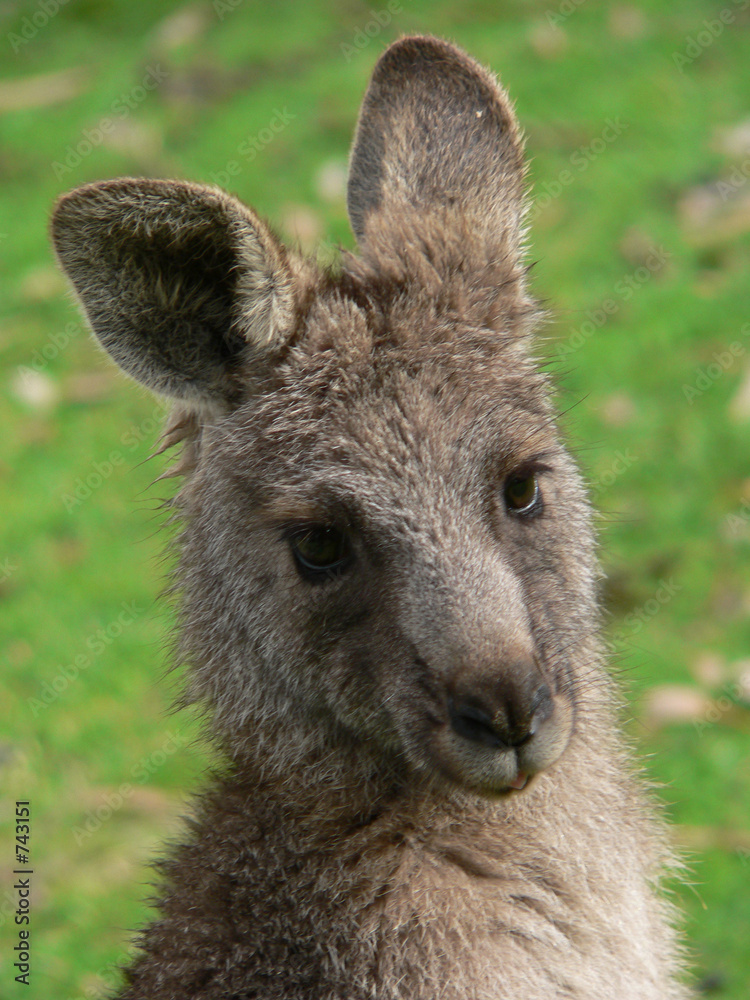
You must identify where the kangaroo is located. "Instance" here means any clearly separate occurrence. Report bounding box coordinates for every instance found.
[51,34,690,1000]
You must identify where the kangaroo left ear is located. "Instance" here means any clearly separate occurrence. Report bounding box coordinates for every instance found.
[347,35,527,273]
[51,178,297,407]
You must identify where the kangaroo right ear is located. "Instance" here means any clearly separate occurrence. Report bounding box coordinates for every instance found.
[51,178,296,407]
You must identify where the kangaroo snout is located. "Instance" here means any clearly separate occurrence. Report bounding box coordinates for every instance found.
[417,638,574,796]
[398,542,575,794]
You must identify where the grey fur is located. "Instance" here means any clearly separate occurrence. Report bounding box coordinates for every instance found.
[50,35,690,1000]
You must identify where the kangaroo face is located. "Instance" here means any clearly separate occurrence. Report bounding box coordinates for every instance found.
[173,314,588,796]
[51,38,594,797]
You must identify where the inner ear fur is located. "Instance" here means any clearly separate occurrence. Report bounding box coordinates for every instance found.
[51,178,296,406]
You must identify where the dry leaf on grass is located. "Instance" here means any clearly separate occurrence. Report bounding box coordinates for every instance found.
[691,652,727,687]
[678,183,750,248]
[11,369,59,409]
[673,825,750,854]
[149,4,211,53]
[599,392,636,427]
[529,22,568,59]
[64,373,116,404]
[714,119,750,160]
[20,265,66,302]
[642,685,712,728]
[281,206,323,255]
[608,6,648,40]
[315,159,347,203]
[0,67,88,113]
[729,363,750,422]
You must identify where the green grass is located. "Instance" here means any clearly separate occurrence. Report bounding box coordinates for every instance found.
[1,1,749,996]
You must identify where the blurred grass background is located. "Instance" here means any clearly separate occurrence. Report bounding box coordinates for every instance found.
[0,0,749,996]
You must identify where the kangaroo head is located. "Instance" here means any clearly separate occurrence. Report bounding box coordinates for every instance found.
[51,37,596,798]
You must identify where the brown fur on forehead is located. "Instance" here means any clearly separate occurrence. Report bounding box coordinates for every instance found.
[229,308,557,503]
[163,271,549,491]
[284,208,540,361]
[272,247,543,379]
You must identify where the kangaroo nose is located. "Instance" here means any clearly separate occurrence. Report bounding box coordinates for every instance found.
[448,681,553,749]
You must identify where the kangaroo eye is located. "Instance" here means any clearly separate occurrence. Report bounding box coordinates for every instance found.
[504,473,541,516]
[289,525,353,583]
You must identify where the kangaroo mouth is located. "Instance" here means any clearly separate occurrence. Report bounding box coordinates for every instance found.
[416,692,574,797]
[506,771,530,791]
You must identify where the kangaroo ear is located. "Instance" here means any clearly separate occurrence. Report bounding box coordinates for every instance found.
[347,36,526,270]
[51,178,296,406]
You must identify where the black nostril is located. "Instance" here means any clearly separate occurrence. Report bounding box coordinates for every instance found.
[449,699,506,748]
[449,684,554,750]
